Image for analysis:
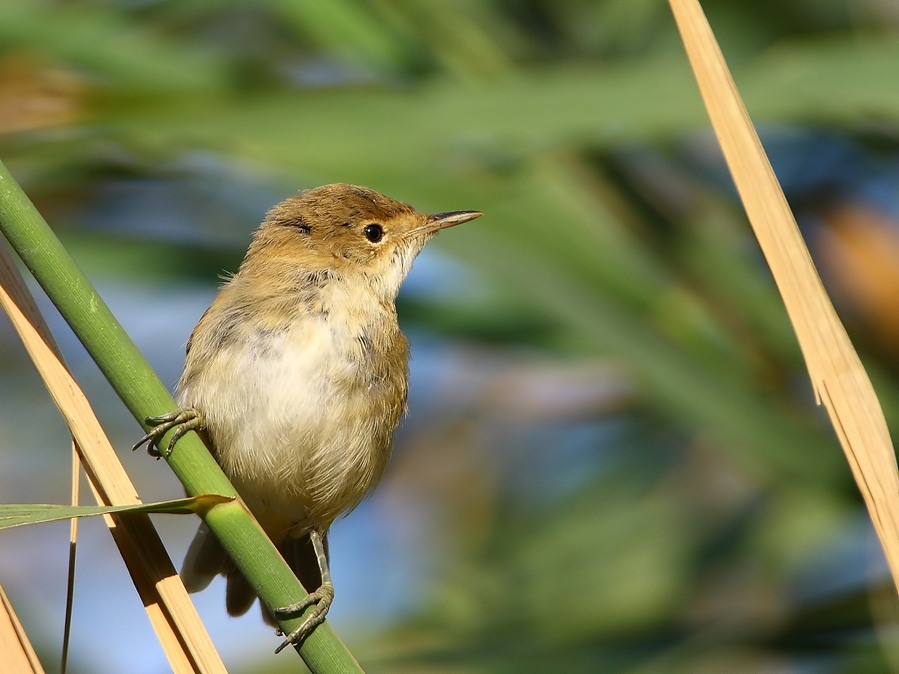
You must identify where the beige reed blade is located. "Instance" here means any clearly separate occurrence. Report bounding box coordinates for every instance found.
[669,0,899,590]
[0,584,45,674]
[0,240,226,673]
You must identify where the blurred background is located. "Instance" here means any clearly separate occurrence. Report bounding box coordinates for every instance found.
[2,1,899,672]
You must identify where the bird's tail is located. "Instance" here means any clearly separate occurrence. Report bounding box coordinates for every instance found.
[181,523,327,626]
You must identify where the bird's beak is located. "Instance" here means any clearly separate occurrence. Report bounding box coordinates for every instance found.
[426,210,482,232]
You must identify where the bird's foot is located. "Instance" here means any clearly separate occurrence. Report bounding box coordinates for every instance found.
[131,407,203,458]
[273,582,335,653]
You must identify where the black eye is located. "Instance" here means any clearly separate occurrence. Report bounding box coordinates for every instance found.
[363,223,384,243]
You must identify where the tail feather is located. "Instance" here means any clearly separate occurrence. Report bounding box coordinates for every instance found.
[181,523,329,623]
[181,523,226,593]
[226,573,258,618]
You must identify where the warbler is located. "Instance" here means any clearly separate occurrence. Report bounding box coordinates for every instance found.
[135,183,481,645]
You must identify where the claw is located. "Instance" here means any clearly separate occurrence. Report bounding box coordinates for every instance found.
[273,529,333,653]
[273,582,334,653]
[131,408,202,458]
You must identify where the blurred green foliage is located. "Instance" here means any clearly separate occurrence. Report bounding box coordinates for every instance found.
[3,1,899,672]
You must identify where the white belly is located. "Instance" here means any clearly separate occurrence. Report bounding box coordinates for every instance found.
[177,314,404,536]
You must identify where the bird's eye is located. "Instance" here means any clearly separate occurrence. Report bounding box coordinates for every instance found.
[363,224,384,243]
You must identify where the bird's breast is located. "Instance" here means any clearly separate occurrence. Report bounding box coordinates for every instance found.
[177,300,409,537]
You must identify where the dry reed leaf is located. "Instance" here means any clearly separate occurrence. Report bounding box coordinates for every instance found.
[0,240,226,673]
[0,584,45,674]
[62,443,80,674]
[668,0,899,589]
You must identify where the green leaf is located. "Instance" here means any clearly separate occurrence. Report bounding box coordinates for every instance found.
[0,495,234,530]
[0,0,229,92]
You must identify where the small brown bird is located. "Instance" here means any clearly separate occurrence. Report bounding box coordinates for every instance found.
[136,183,481,646]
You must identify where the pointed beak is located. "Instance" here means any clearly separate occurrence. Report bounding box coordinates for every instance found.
[426,210,482,232]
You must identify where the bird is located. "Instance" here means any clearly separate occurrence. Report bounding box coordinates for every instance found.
[134,183,481,647]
